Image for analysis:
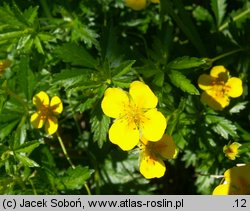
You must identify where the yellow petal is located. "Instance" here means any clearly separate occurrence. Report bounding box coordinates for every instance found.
[30,112,45,129]
[129,81,158,109]
[139,150,166,179]
[225,164,250,184]
[101,88,129,118]
[154,135,178,159]
[210,66,228,81]
[226,77,243,98]
[141,109,166,142]
[212,184,230,195]
[45,116,58,135]
[201,91,229,110]
[125,0,147,11]
[33,91,49,108]
[50,96,63,115]
[109,118,139,151]
[198,74,214,91]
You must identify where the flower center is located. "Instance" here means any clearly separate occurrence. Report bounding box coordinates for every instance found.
[124,103,147,126]
[38,105,53,120]
[211,80,231,98]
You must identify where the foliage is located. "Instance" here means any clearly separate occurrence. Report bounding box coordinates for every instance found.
[0,0,250,194]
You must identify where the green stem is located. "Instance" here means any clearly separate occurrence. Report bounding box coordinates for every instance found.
[211,48,244,62]
[84,183,92,195]
[29,179,37,195]
[40,0,52,18]
[56,132,75,169]
[219,7,250,31]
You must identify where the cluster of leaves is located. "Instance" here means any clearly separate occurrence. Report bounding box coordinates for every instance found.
[0,0,250,194]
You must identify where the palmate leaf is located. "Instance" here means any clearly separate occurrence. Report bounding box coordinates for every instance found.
[206,115,238,139]
[56,166,93,191]
[211,0,227,27]
[168,70,199,95]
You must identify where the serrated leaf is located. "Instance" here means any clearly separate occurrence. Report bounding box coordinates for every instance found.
[211,0,227,27]
[112,60,135,78]
[168,70,199,95]
[167,56,210,70]
[34,36,44,54]
[14,140,41,154]
[193,6,214,23]
[53,68,92,89]
[18,56,35,100]
[229,101,248,114]
[55,43,97,68]
[90,107,110,148]
[15,153,39,167]
[206,115,238,139]
[56,166,93,190]
[23,6,39,25]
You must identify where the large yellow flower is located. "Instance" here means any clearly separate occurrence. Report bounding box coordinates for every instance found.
[223,142,241,160]
[101,81,167,151]
[198,66,243,110]
[125,0,147,11]
[30,91,63,135]
[139,135,177,179]
[213,164,250,195]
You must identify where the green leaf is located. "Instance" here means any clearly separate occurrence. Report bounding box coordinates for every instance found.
[15,153,39,167]
[90,108,110,148]
[53,68,92,89]
[167,56,211,70]
[0,120,19,141]
[0,29,31,41]
[168,70,199,95]
[229,101,248,114]
[14,140,41,154]
[23,6,39,25]
[56,166,93,190]
[34,36,44,54]
[55,43,97,68]
[211,0,227,27]
[206,115,238,139]
[112,60,135,78]
[193,6,214,23]
[18,56,35,100]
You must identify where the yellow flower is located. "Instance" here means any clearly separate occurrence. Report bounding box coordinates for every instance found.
[198,66,243,110]
[223,142,241,160]
[101,81,167,151]
[125,0,147,11]
[213,164,250,195]
[30,91,63,135]
[139,135,177,179]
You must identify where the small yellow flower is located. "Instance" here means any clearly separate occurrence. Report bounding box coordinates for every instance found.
[30,91,63,135]
[223,142,241,160]
[213,164,250,195]
[139,135,177,179]
[125,0,147,11]
[101,81,167,151]
[198,66,243,110]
